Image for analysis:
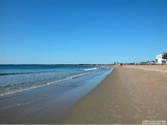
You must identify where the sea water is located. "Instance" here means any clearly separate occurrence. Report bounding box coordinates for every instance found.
[0,65,111,96]
[0,64,112,123]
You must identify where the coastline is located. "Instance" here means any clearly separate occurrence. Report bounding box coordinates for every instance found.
[0,66,111,124]
[59,65,167,124]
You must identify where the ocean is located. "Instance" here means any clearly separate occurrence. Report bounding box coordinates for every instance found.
[0,64,111,96]
[0,64,112,123]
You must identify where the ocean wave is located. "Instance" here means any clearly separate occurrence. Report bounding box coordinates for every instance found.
[0,73,22,76]
[0,71,61,76]
[0,72,91,97]
[83,67,97,71]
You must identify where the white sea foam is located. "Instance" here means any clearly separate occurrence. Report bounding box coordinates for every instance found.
[0,72,91,97]
[83,67,97,71]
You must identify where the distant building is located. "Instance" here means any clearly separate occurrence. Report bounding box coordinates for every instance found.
[156,52,167,64]
[114,62,119,65]
[140,61,155,65]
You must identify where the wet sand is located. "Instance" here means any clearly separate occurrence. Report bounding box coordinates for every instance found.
[60,65,167,124]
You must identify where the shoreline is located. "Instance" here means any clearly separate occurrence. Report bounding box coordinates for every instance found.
[59,65,167,124]
[0,67,111,124]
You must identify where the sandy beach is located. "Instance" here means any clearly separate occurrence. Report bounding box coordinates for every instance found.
[59,65,167,124]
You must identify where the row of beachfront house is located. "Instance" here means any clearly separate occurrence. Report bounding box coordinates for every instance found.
[156,52,167,64]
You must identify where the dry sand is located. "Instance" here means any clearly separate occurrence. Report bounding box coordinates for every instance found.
[122,65,167,73]
[59,65,167,124]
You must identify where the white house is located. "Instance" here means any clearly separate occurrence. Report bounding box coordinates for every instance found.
[156,52,167,64]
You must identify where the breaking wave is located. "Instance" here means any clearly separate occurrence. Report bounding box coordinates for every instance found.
[83,67,97,71]
[0,72,91,97]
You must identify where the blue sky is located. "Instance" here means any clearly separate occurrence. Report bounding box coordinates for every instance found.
[0,0,167,64]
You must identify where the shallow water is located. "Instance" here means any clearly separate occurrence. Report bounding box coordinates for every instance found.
[0,65,112,123]
[0,65,108,96]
